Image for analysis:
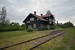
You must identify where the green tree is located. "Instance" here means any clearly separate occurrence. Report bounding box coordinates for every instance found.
[46,10,52,15]
[1,7,7,25]
[9,22,20,30]
[20,24,26,30]
[63,22,73,28]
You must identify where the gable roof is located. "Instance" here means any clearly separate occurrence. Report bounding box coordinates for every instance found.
[32,13,48,21]
[23,12,54,23]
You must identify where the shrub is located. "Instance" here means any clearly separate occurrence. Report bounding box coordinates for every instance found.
[63,22,73,28]
[20,24,26,30]
[50,25,55,29]
[56,22,73,28]
[38,28,48,31]
[27,27,34,32]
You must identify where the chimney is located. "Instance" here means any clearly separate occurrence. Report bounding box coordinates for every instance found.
[41,14,43,16]
[34,11,36,15]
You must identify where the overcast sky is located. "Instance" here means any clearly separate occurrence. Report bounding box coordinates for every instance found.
[0,0,75,25]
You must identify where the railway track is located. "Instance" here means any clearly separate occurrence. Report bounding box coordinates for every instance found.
[0,30,64,50]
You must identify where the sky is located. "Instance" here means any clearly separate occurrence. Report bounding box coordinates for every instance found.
[0,0,75,25]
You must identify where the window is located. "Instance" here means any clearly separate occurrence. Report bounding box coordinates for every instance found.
[37,18,39,20]
[49,22,52,24]
[30,18,34,21]
[27,21,30,23]
[49,19,52,21]
[28,25,32,28]
[46,18,49,19]
[33,24,36,28]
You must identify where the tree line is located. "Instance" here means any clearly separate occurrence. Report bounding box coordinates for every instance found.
[0,7,74,32]
[56,21,73,28]
[0,7,26,32]
[0,22,26,32]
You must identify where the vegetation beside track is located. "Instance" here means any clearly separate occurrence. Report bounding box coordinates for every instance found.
[33,27,75,50]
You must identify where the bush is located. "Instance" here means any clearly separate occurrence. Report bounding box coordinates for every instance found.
[56,22,73,28]
[27,27,34,32]
[20,24,26,30]
[38,28,48,31]
[50,25,55,29]
[0,26,19,32]
[0,22,20,32]
[63,22,73,28]
[57,22,73,28]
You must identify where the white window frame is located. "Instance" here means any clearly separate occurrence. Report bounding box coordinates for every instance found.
[27,21,30,23]
[33,24,36,28]
[28,25,32,28]
[49,19,52,21]
[30,18,34,21]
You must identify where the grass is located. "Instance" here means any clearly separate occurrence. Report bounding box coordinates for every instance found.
[33,27,75,50]
[0,27,75,50]
[0,30,51,48]
[0,31,29,40]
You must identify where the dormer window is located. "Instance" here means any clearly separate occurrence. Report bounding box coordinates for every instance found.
[30,18,34,21]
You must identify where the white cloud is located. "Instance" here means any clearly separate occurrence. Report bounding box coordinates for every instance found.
[7,0,15,4]
[0,0,75,25]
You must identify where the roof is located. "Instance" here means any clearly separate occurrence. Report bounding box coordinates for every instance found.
[23,12,54,23]
[32,13,52,21]
[31,14,48,21]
